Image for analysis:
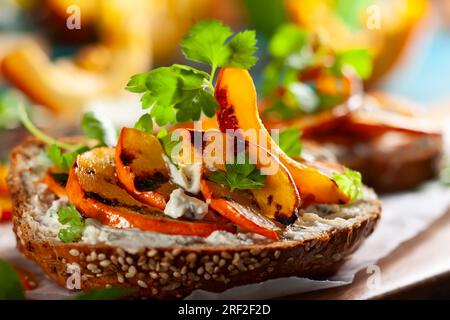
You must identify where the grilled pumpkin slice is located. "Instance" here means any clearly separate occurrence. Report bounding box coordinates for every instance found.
[200,180,282,240]
[116,127,176,210]
[215,67,349,204]
[187,129,300,224]
[66,147,235,237]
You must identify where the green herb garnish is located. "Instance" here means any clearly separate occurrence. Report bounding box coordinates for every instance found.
[268,24,310,59]
[81,111,117,147]
[332,168,363,201]
[126,20,258,127]
[18,103,115,170]
[331,49,373,80]
[261,23,372,118]
[208,153,266,192]
[57,205,85,243]
[278,126,303,158]
[46,144,86,171]
[134,113,153,134]
[0,260,25,300]
[158,131,183,166]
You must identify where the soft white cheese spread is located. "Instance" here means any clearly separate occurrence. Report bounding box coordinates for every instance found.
[17,146,378,254]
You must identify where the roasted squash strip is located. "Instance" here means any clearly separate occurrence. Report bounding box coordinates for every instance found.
[215,67,350,204]
[200,180,281,240]
[115,128,175,210]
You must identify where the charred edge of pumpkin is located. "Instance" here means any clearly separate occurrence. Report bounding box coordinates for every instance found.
[133,172,169,192]
[83,191,153,215]
[215,88,239,133]
[119,149,136,166]
[272,202,297,226]
[49,172,69,188]
[275,210,298,225]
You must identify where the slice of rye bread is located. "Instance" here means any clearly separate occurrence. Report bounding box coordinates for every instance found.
[332,132,443,193]
[8,137,381,299]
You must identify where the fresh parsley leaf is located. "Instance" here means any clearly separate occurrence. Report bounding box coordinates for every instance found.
[262,23,374,118]
[268,24,309,59]
[46,144,79,170]
[332,168,363,201]
[208,153,265,192]
[196,89,219,118]
[278,127,303,158]
[159,132,182,163]
[128,65,217,126]
[333,49,373,79]
[127,20,258,127]
[157,128,168,138]
[137,67,180,112]
[74,287,137,300]
[0,260,25,300]
[134,113,153,133]
[180,19,258,69]
[125,72,150,93]
[81,111,117,147]
[181,20,233,67]
[57,205,85,243]
[226,30,258,69]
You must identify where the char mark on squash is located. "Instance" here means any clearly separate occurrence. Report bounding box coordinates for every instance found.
[84,192,155,215]
[85,192,120,207]
[134,172,169,192]
[274,205,297,225]
[50,172,69,187]
[215,89,239,132]
[120,149,136,166]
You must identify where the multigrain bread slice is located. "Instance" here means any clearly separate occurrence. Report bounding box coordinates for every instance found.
[8,137,381,299]
[325,132,443,193]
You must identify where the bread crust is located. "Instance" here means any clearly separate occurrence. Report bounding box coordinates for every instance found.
[335,134,442,193]
[8,137,381,299]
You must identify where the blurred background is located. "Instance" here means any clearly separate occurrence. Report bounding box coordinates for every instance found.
[0,0,449,218]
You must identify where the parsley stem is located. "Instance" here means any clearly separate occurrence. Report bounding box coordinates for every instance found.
[17,103,81,151]
[208,64,218,93]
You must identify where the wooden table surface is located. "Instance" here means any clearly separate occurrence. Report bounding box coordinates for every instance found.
[286,207,450,300]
